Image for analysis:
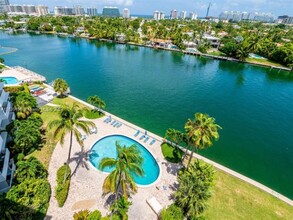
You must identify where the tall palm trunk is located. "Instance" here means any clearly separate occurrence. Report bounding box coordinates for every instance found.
[63,130,73,183]
[187,150,194,168]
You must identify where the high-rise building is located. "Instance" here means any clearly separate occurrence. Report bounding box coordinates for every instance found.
[170,9,177,19]
[189,12,197,20]
[0,0,9,13]
[0,0,8,13]
[0,82,16,193]
[54,6,75,16]
[180,11,187,19]
[87,7,97,16]
[102,6,120,17]
[219,11,274,22]
[74,5,85,15]
[36,5,48,16]
[123,8,130,18]
[153,10,165,20]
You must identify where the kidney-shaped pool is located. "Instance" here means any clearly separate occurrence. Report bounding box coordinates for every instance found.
[89,135,160,186]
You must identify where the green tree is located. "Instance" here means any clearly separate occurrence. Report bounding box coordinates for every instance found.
[0,57,4,63]
[15,157,47,183]
[184,113,221,167]
[160,204,184,220]
[99,142,144,201]
[87,95,106,113]
[48,104,95,182]
[53,78,69,97]
[110,197,132,220]
[175,160,215,219]
[13,92,37,119]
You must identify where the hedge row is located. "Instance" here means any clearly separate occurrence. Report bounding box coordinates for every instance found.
[55,165,71,207]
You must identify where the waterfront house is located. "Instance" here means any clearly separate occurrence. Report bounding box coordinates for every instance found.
[202,34,220,49]
[0,82,16,193]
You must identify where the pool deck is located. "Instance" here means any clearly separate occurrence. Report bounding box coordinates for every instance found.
[46,110,180,219]
[0,65,46,85]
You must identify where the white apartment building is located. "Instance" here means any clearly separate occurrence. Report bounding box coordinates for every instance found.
[0,82,15,193]
[123,8,130,18]
[87,7,97,16]
[153,10,165,20]
[189,12,197,20]
[180,11,187,19]
[5,4,48,16]
[0,0,9,13]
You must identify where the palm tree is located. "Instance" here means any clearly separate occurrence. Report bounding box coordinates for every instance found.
[184,113,221,167]
[48,104,96,182]
[175,160,215,218]
[165,128,183,147]
[87,95,106,113]
[53,78,68,97]
[99,142,144,201]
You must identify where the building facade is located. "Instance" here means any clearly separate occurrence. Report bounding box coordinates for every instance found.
[170,9,177,19]
[102,6,120,17]
[6,4,48,16]
[153,10,165,20]
[0,82,15,193]
[0,0,9,13]
[189,12,197,20]
[123,8,130,18]
[87,7,97,16]
[180,11,187,19]
[219,10,274,23]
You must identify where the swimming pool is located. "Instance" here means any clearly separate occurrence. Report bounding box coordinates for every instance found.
[89,135,160,186]
[0,77,19,84]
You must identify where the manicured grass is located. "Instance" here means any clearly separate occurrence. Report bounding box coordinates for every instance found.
[208,51,226,56]
[52,96,87,108]
[84,110,104,119]
[246,58,286,68]
[161,142,184,163]
[28,96,94,168]
[205,169,293,219]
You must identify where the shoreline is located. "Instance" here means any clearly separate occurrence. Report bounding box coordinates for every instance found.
[1,30,291,72]
[44,83,293,206]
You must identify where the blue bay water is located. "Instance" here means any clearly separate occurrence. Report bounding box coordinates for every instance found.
[1,32,293,199]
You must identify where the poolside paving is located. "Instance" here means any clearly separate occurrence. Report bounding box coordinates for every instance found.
[46,114,180,220]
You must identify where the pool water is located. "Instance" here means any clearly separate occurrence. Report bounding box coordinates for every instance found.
[89,135,160,186]
[0,77,19,84]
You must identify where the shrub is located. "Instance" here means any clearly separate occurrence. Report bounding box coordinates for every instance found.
[55,165,71,207]
[160,204,184,220]
[88,210,102,220]
[15,156,48,183]
[73,209,90,220]
[6,179,51,219]
[110,197,132,220]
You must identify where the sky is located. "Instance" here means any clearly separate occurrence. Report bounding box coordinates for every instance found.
[8,0,293,17]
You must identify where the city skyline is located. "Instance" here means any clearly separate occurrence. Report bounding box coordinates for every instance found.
[8,0,293,16]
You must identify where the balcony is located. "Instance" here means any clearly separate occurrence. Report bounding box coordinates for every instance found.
[0,148,15,193]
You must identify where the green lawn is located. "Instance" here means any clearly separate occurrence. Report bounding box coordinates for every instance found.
[161,142,184,163]
[84,110,104,119]
[28,96,97,168]
[205,169,293,219]
[246,58,286,68]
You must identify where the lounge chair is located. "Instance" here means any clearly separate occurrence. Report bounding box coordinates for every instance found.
[134,130,140,137]
[139,135,145,140]
[90,127,97,134]
[113,122,119,127]
[150,139,156,145]
[144,136,149,143]
[111,120,116,125]
[146,197,163,216]
[117,123,122,128]
[106,118,112,124]
[81,134,87,141]
[103,117,109,122]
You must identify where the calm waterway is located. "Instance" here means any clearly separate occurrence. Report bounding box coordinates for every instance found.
[1,32,293,199]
